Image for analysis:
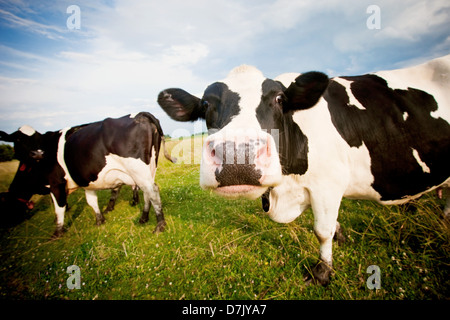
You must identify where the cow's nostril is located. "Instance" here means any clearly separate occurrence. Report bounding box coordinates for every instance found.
[207,141,215,158]
[206,140,222,165]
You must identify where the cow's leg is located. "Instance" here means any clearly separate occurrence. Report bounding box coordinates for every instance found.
[50,191,67,238]
[139,187,151,225]
[140,183,166,233]
[131,186,140,206]
[444,188,450,219]
[151,184,166,233]
[306,193,342,286]
[104,186,121,214]
[334,221,345,245]
[85,189,105,226]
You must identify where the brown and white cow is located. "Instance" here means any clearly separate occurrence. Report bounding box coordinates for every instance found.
[158,55,450,285]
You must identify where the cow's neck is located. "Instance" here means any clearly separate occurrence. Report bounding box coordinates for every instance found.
[278,111,309,175]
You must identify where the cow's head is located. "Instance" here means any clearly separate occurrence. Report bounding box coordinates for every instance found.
[0,126,50,209]
[158,65,329,199]
[0,125,45,164]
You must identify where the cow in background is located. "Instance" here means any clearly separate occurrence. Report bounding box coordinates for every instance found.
[0,112,174,237]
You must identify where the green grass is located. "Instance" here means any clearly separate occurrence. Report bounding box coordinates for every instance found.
[0,160,18,192]
[0,137,449,299]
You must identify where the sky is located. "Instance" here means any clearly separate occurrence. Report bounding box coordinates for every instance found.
[0,0,449,138]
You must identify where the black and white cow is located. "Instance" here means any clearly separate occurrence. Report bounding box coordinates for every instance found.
[0,112,174,237]
[158,55,450,285]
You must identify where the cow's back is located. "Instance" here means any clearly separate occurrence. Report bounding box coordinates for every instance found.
[323,55,450,202]
[376,54,450,121]
[63,113,162,187]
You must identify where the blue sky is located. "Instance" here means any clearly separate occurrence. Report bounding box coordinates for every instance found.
[0,0,449,137]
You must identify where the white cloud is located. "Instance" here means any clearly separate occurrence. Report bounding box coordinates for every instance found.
[161,43,210,66]
[334,0,450,52]
[376,0,450,41]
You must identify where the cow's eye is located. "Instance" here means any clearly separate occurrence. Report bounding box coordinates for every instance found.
[202,100,210,108]
[275,94,283,105]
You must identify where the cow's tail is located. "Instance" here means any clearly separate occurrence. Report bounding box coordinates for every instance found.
[161,135,176,163]
[136,112,176,164]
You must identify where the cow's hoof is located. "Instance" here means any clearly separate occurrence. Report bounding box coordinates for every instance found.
[304,260,333,286]
[139,217,149,224]
[96,217,106,226]
[153,221,166,233]
[51,228,64,239]
[334,228,345,245]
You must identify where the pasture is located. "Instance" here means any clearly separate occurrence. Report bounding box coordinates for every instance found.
[0,136,448,300]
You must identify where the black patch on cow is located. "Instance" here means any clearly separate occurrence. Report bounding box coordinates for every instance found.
[8,161,50,199]
[202,82,241,132]
[66,123,89,138]
[0,192,33,228]
[324,74,450,200]
[64,112,162,187]
[256,79,309,175]
[261,187,272,212]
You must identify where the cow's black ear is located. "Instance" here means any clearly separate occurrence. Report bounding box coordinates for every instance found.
[283,71,329,111]
[157,88,204,122]
[0,131,13,142]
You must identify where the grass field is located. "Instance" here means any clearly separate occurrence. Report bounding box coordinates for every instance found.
[0,160,19,192]
[0,136,449,300]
